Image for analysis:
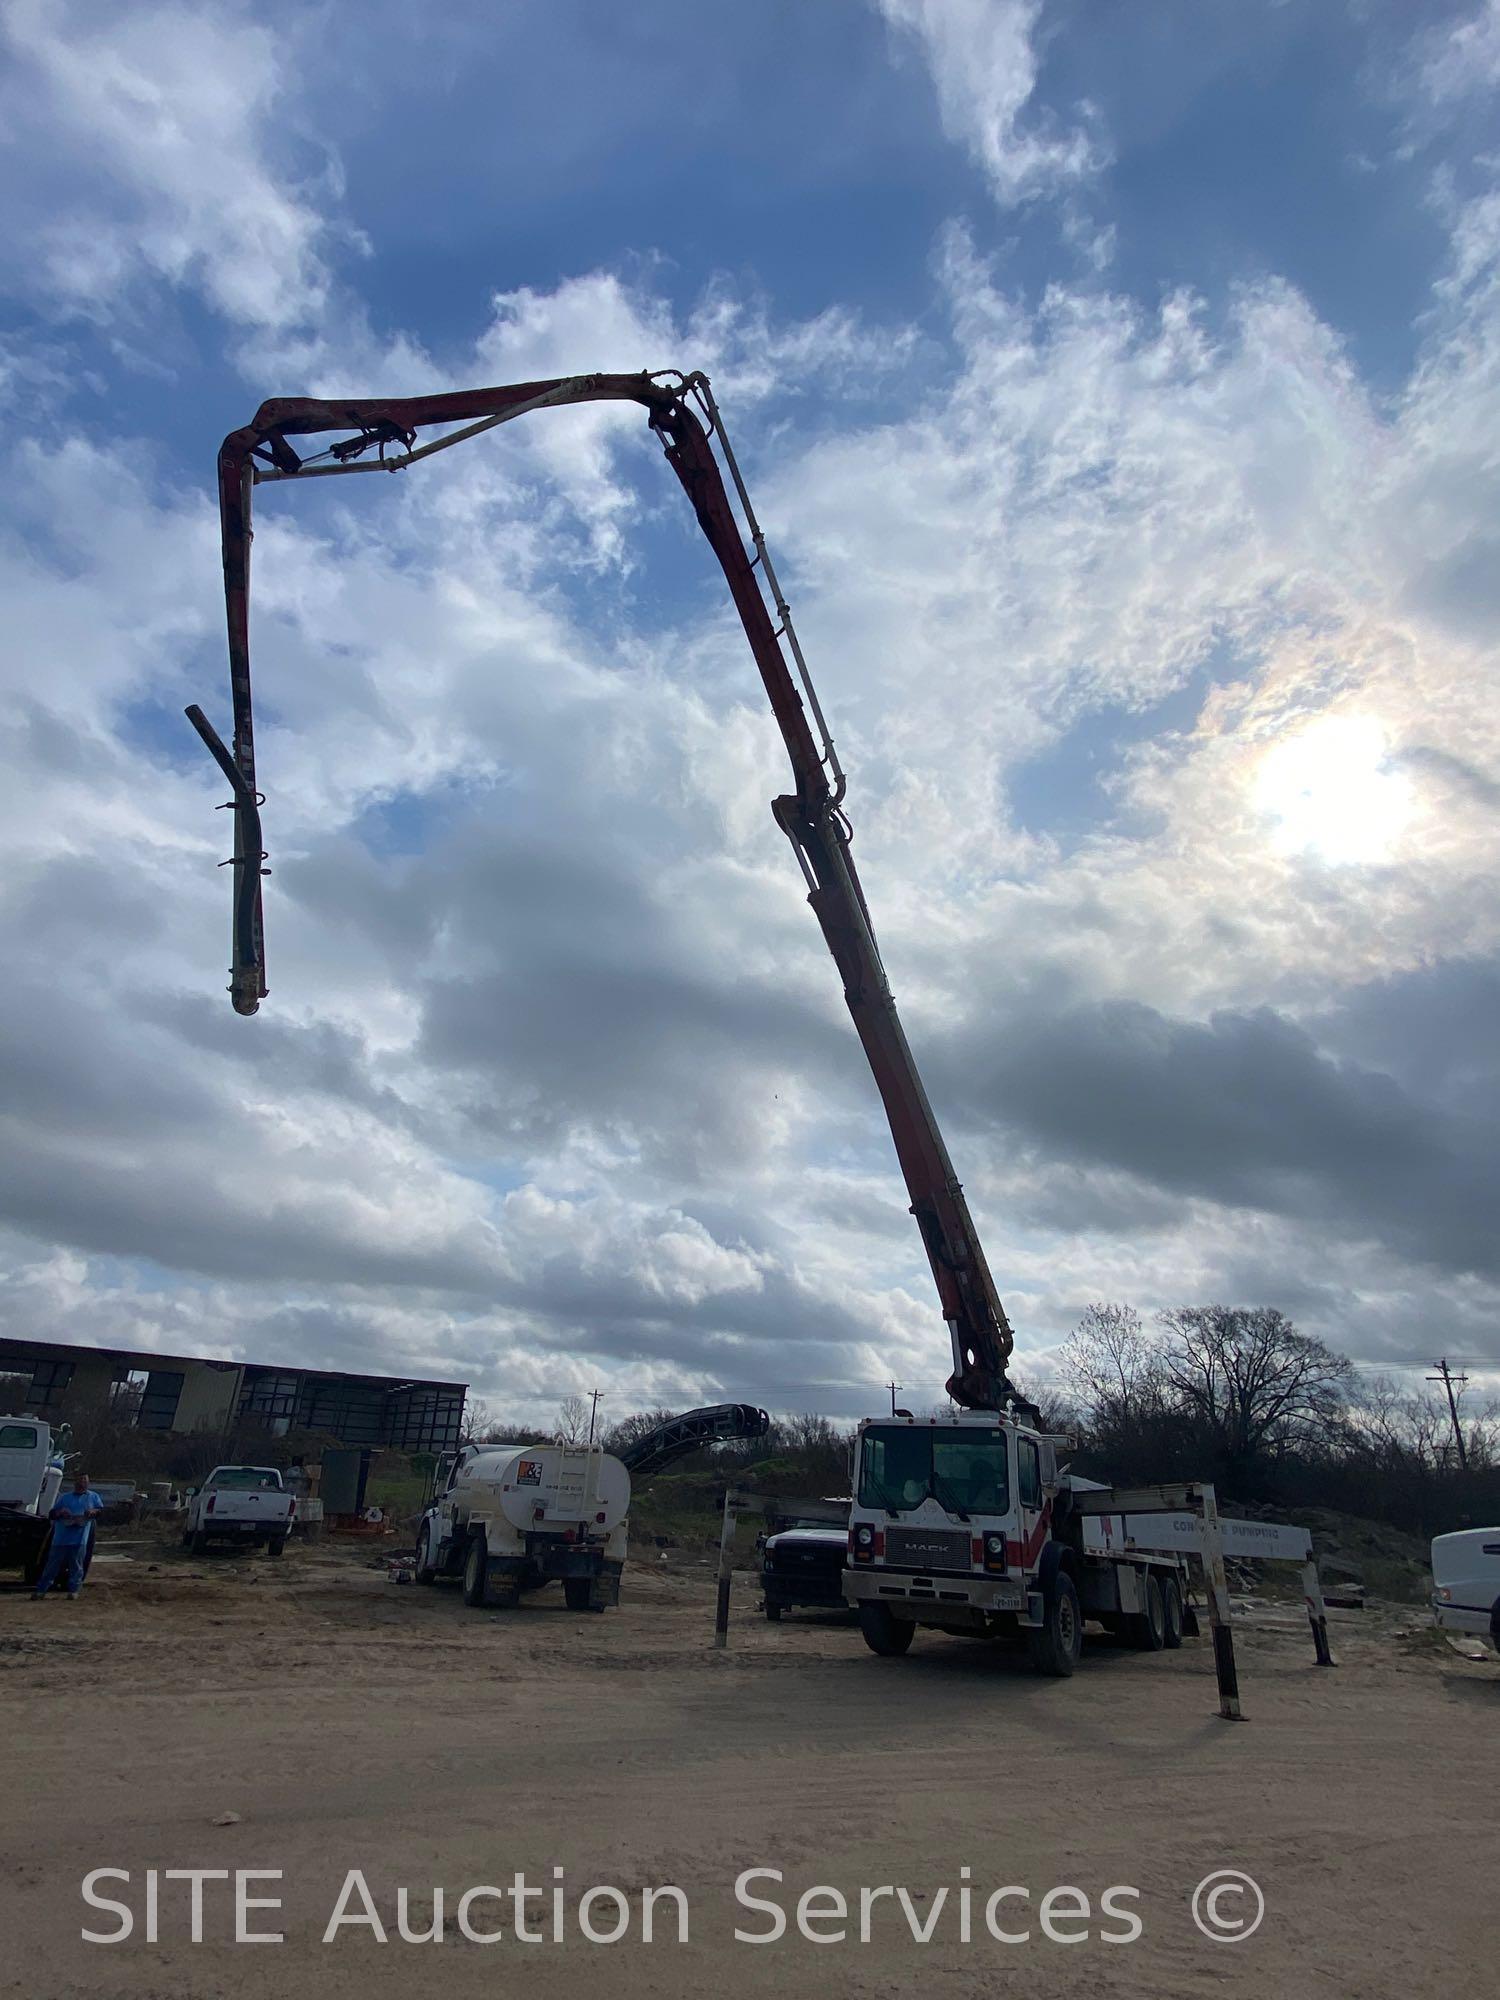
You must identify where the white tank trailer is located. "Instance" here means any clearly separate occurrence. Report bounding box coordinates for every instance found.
[415,1443,631,1612]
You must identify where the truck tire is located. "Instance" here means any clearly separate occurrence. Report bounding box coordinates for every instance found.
[266,1536,286,1559]
[1028,1574,1083,1677]
[1161,1573,1184,1649]
[462,1535,489,1608]
[190,1529,210,1557]
[764,1600,783,1622]
[414,1521,437,1584]
[859,1603,914,1657]
[1132,1571,1167,1651]
[564,1578,599,1612]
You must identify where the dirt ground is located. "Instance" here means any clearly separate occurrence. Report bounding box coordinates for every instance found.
[5,1529,1496,2000]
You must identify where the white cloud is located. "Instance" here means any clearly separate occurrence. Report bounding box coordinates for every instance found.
[874,0,1104,206]
[1418,0,1500,107]
[0,0,342,329]
[755,214,1500,1020]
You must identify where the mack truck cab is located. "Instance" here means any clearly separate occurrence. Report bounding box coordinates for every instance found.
[844,1411,1189,1676]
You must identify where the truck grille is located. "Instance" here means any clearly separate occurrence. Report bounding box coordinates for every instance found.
[884,1526,971,1571]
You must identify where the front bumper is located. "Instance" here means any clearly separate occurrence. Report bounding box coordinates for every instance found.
[763,1567,848,1610]
[846,1565,1027,1615]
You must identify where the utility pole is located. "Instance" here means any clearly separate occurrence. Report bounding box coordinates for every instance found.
[1427,1357,1469,1470]
[586,1389,601,1446]
[887,1380,902,1416]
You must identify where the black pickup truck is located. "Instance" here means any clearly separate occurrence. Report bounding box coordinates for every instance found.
[761,1521,852,1621]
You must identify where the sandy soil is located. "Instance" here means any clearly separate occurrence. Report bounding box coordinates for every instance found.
[4,1530,1496,2000]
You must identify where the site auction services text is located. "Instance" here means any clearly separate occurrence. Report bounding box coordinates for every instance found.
[80,1865,1267,1948]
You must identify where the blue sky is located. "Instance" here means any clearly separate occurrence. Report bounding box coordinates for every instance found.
[1,0,1497,1423]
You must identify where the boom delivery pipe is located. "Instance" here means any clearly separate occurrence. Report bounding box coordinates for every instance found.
[202,370,1018,1411]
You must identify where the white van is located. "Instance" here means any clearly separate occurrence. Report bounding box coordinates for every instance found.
[1431,1529,1500,1652]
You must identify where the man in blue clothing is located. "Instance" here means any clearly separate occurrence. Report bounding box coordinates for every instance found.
[33,1471,103,1600]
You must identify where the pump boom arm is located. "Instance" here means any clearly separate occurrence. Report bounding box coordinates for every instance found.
[201,369,1017,1411]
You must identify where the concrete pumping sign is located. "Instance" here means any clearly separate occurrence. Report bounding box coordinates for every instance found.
[1075,1484,1335,1717]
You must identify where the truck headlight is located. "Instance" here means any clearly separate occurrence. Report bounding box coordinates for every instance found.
[855,1523,874,1548]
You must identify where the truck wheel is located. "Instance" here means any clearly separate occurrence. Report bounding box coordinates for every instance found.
[414,1521,437,1584]
[190,1530,210,1557]
[179,1530,193,1549]
[1028,1574,1083,1677]
[1132,1571,1167,1651]
[1160,1574,1184,1649]
[563,1578,597,1612]
[859,1603,914,1657]
[764,1600,783,1622]
[266,1536,286,1560]
[462,1536,489,1608]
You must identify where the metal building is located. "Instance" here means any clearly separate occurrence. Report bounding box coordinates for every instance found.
[0,1337,466,1454]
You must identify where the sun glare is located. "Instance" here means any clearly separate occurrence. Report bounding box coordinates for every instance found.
[1253,715,1413,865]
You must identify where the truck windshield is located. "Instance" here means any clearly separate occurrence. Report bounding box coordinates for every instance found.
[208,1469,282,1490]
[857,1427,1010,1516]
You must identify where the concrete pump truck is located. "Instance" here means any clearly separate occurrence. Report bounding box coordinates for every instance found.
[190,370,1240,1684]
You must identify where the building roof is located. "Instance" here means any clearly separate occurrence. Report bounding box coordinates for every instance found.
[0,1333,467,1394]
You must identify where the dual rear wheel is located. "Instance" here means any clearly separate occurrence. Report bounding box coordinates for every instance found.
[1132,1570,1184,1651]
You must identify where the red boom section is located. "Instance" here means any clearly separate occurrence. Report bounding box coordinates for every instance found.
[210,371,1016,1410]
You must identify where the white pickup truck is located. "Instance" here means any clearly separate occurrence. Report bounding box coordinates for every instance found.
[184,1465,296,1556]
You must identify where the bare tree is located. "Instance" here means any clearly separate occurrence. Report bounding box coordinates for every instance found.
[460,1396,495,1445]
[778,1413,853,1490]
[1157,1306,1353,1489]
[555,1394,589,1445]
[1052,1300,1495,1531]
[1062,1304,1167,1426]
